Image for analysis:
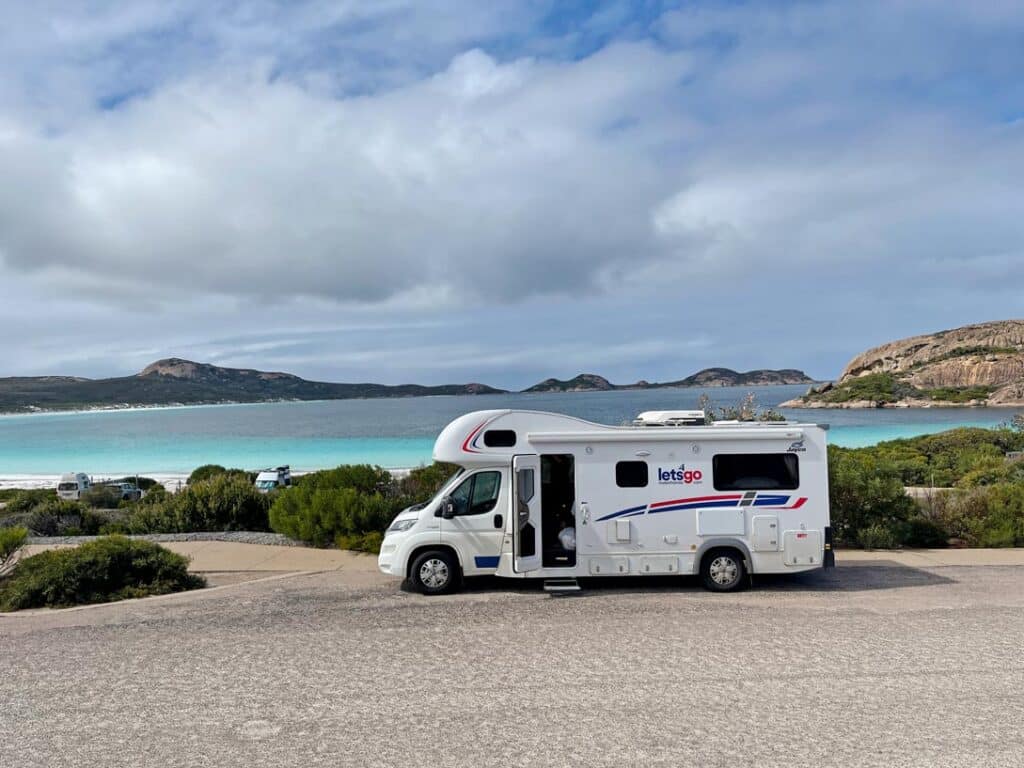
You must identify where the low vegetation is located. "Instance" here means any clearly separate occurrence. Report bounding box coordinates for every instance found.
[269,463,457,551]
[121,474,271,533]
[0,535,204,611]
[829,422,1024,548]
[809,371,998,405]
[0,526,28,577]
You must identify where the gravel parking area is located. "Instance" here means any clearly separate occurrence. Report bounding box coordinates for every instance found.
[2,563,1024,767]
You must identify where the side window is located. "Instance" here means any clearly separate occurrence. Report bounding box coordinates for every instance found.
[713,453,799,491]
[483,430,516,447]
[469,471,501,514]
[449,475,474,515]
[449,471,502,516]
[616,461,648,488]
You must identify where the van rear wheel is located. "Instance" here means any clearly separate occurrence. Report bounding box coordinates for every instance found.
[700,548,746,592]
[410,550,459,595]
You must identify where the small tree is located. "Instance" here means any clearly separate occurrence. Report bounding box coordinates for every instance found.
[1012,413,1024,433]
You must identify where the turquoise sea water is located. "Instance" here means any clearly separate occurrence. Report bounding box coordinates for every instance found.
[0,385,1019,475]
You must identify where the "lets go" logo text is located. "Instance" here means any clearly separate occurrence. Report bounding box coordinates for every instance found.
[657,464,703,484]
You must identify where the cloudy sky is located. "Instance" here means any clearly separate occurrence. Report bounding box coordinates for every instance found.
[1,1,1022,388]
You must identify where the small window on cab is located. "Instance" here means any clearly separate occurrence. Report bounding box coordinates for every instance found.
[482,429,516,448]
[615,460,648,488]
[712,453,799,491]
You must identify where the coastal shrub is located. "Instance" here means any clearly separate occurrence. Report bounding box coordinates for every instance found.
[0,536,205,611]
[855,427,1024,487]
[296,464,394,495]
[828,449,916,546]
[0,526,28,577]
[924,484,1024,547]
[188,464,251,484]
[81,485,124,509]
[898,516,949,548]
[25,499,88,536]
[817,373,917,405]
[957,460,1024,488]
[858,523,899,550]
[396,462,460,502]
[2,489,55,515]
[270,486,393,547]
[124,475,271,533]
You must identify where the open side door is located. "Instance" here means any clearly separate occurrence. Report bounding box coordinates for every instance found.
[513,454,542,573]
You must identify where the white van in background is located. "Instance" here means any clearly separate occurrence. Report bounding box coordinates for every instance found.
[56,473,92,501]
[255,466,292,493]
[379,409,833,595]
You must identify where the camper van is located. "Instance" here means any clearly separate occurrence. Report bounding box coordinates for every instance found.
[255,466,292,493]
[378,409,833,594]
[56,473,92,501]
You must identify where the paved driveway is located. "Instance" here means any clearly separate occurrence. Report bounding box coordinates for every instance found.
[2,562,1024,767]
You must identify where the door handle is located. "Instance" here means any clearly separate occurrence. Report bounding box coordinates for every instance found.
[494,514,503,529]
[580,502,589,526]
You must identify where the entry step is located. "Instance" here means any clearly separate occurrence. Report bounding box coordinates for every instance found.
[543,578,581,594]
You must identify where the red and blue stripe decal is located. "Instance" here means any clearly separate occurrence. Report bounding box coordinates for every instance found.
[461,420,490,453]
[597,493,807,521]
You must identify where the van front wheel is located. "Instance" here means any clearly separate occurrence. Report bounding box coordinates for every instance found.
[700,549,746,592]
[410,550,459,595]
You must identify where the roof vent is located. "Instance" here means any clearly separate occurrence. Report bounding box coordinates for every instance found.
[633,410,707,427]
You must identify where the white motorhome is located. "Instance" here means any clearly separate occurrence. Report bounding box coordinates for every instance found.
[56,473,92,501]
[255,466,292,493]
[379,409,834,594]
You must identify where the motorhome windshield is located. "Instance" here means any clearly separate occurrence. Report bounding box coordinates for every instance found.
[57,483,78,491]
[426,467,465,505]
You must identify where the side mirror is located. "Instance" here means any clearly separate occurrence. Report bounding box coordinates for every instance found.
[439,496,456,519]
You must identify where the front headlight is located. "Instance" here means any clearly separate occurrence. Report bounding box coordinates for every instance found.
[388,518,417,533]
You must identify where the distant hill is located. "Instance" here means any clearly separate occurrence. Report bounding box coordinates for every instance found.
[0,358,506,413]
[0,358,816,413]
[783,320,1024,408]
[523,368,813,393]
[523,374,617,393]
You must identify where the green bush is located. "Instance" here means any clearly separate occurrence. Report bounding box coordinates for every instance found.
[124,475,271,533]
[828,448,917,546]
[1,489,55,515]
[0,526,27,576]
[81,485,124,509]
[188,464,252,484]
[297,464,393,495]
[396,462,461,502]
[925,483,1024,547]
[0,535,205,611]
[859,523,900,549]
[25,499,89,536]
[899,516,949,548]
[271,486,394,547]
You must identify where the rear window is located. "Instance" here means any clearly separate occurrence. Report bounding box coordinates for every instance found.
[615,461,648,488]
[57,483,78,491]
[482,429,517,448]
[713,453,799,491]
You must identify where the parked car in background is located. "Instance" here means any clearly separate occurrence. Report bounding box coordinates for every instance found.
[255,466,292,493]
[96,481,143,502]
[56,473,92,501]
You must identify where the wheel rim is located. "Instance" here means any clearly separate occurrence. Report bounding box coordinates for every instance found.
[709,555,739,587]
[419,558,450,589]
